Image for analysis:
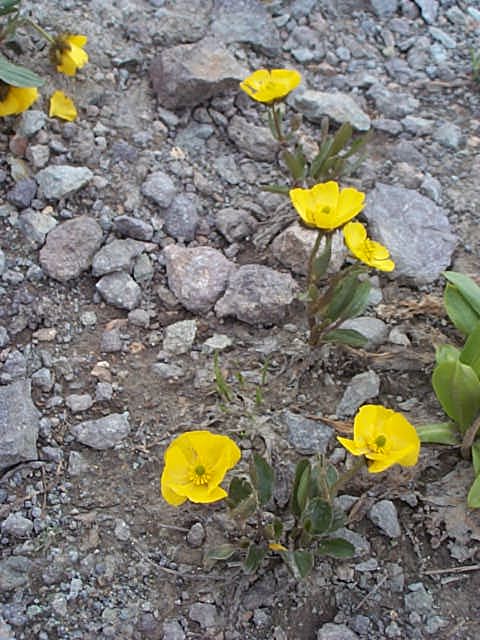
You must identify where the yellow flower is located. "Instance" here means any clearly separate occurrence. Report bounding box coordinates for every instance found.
[49,90,77,121]
[289,181,365,231]
[343,221,394,272]
[240,69,301,103]
[0,83,38,116]
[337,405,420,473]
[161,430,241,506]
[51,34,88,76]
[268,542,287,552]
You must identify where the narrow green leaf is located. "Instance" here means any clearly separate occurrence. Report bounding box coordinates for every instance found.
[290,460,311,517]
[317,538,355,558]
[460,322,480,378]
[338,281,371,321]
[227,477,253,509]
[343,130,373,159]
[301,497,333,535]
[323,328,368,348]
[243,543,266,574]
[467,474,480,508]
[444,283,480,336]
[432,360,480,433]
[444,272,480,316]
[324,273,359,322]
[329,122,353,156]
[260,184,290,196]
[310,138,334,179]
[416,422,460,445]
[204,544,237,569]
[312,234,332,282]
[249,453,274,506]
[0,55,43,87]
[273,518,283,540]
[213,352,232,403]
[435,344,460,365]
[472,440,480,476]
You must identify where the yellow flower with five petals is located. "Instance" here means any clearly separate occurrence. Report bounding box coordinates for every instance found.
[337,405,420,473]
[240,69,301,103]
[343,221,395,272]
[51,34,88,76]
[289,181,365,231]
[161,430,241,506]
[0,83,38,116]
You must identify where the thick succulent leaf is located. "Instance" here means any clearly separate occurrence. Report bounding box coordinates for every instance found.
[432,360,480,433]
[435,343,460,366]
[444,272,480,316]
[444,283,480,336]
[467,474,480,509]
[460,322,480,378]
[416,422,460,445]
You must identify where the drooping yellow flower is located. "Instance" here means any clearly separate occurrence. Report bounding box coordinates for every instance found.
[343,222,394,272]
[337,405,420,473]
[240,69,301,103]
[51,34,88,76]
[0,83,38,117]
[289,181,365,231]
[161,430,241,506]
[49,90,77,121]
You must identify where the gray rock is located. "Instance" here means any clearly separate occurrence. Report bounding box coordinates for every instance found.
[363,183,456,283]
[210,0,281,56]
[0,380,39,472]
[114,519,131,542]
[215,264,297,325]
[164,245,234,313]
[163,619,186,640]
[68,451,89,476]
[18,110,46,136]
[134,253,154,283]
[228,115,278,161]
[36,165,93,200]
[272,224,345,275]
[202,333,233,353]
[80,311,97,327]
[7,178,37,208]
[317,623,359,640]
[96,272,142,310]
[17,209,57,247]
[96,382,113,402]
[0,556,32,592]
[368,500,401,538]
[31,367,54,392]
[92,239,147,276]
[141,171,176,208]
[112,215,153,241]
[336,371,380,417]
[186,522,205,548]
[415,0,438,23]
[293,90,371,131]
[66,394,93,413]
[0,349,27,383]
[372,118,403,135]
[367,84,419,118]
[128,309,150,328]
[339,317,389,349]
[189,603,218,629]
[150,37,248,110]
[433,122,463,149]
[151,362,185,379]
[401,115,434,135]
[282,410,333,455]
[0,249,5,275]
[429,26,456,49]
[163,320,197,355]
[164,193,200,241]
[0,327,9,348]
[405,582,434,613]
[1,513,33,538]
[215,207,257,242]
[70,412,130,450]
[370,0,399,18]
[39,216,103,282]
[26,143,50,169]
[420,174,442,203]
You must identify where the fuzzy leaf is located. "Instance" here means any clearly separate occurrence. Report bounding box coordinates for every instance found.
[243,543,266,575]
[227,477,253,509]
[317,538,355,558]
[204,544,237,569]
[302,497,333,535]
[249,453,274,506]
[0,55,43,87]
[280,549,314,579]
[432,360,480,433]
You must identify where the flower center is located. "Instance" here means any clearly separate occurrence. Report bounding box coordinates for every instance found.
[190,464,210,486]
[373,434,387,452]
[321,205,332,215]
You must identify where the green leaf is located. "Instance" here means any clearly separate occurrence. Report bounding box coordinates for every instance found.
[301,497,333,535]
[460,322,480,378]
[249,453,274,506]
[435,344,460,365]
[329,507,347,532]
[260,184,290,196]
[280,549,314,579]
[290,459,311,517]
[243,543,266,575]
[325,464,338,488]
[0,0,19,16]
[282,149,306,181]
[432,360,480,433]
[467,474,480,508]
[204,544,237,569]
[444,271,480,316]
[273,518,283,540]
[329,122,353,156]
[230,493,257,520]
[416,422,460,445]
[317,538,355,558]
[227,477,253,509]
[338,280,371,321]
[312,234,332,282]
[343,130,373,159]
[472,441,480,477]
[324,272,359,322]
[322,328,368,348]
[0,55,43,87]
[444,283,480,336]
[310,138,334,180]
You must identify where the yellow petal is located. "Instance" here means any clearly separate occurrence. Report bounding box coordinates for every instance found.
[343,221,367,253]
[49,90,77,121]
[336,187,365,224]
[240,68,301,103]
[160,475,187,506]
[268,542,287,552]
[337,436,369,457]
[55,34,88,76]
[66,34,88,47]
[169,481,227,504]
[0,86,38,117]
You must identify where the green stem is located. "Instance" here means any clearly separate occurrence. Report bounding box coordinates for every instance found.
[330,457,365,498]
[24,17,54,43]
[270,103,284,143]
[461,414,480,460]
